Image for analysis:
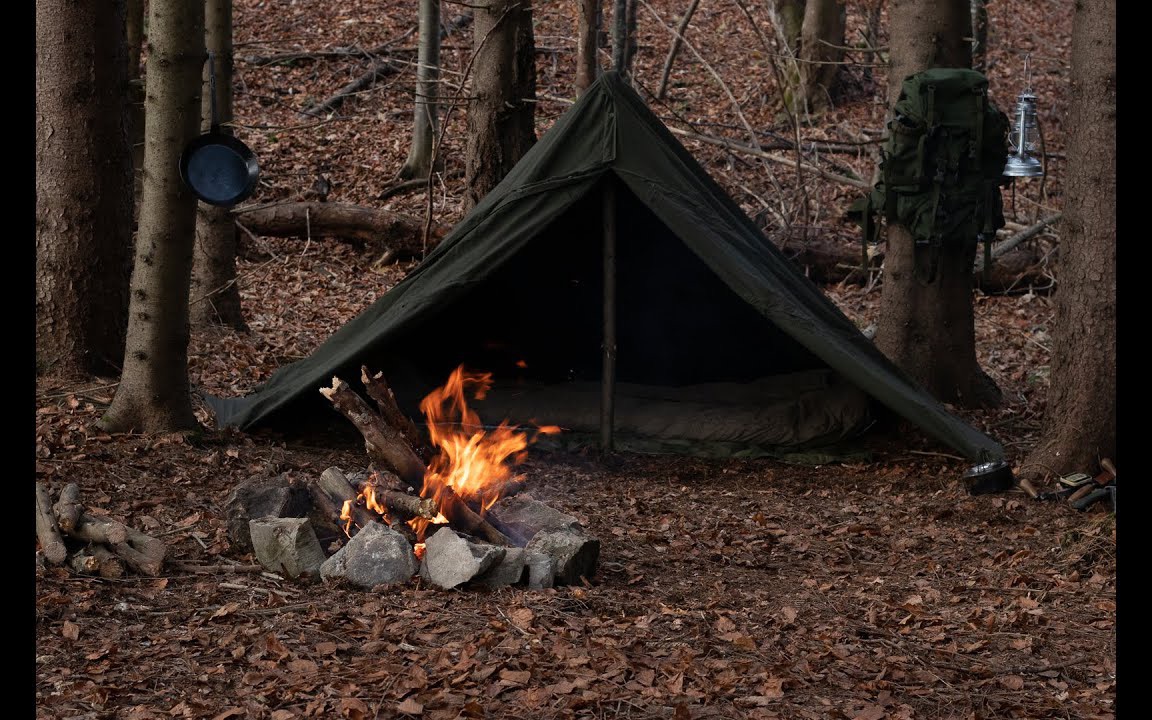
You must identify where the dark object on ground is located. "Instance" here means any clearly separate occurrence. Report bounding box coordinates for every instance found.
[962,460,1015,495]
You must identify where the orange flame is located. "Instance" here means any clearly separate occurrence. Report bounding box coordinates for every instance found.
[415,366,559,533]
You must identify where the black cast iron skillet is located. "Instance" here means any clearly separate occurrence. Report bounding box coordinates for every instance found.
[178,51,259,207]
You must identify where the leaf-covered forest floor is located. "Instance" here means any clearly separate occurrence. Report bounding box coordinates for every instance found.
[36,0,1115,717]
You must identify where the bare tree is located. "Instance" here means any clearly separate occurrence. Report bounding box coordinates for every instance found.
[873,0,1000,408]
[190,0,246,330]
[400,0,442,179]
[463,0,537,212]
[101,0,205,432]
[35,0,133,378]
[575,0,601,94]
[796,0,846,113]
[970,0,989,72]
[1022,0,1115,476]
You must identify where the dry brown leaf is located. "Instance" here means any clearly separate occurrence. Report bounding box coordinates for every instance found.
[211,602,242,619]
[209,709,246,720]
[852,704,886,720]
[673,703,692,720]
[999,675,1025,690]
[62,620,79,642]
[397,697,424,715]
[761,678,785,699]
[500,669,531,684]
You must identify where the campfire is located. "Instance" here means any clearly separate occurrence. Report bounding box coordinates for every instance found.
[227,365,599,590]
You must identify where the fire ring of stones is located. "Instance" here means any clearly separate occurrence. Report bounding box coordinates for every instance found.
[225,366,599,590]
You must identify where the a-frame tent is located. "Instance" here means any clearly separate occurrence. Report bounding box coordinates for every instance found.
[207,72,1003,462]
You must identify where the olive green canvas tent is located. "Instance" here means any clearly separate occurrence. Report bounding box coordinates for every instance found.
[206,72,1003,462]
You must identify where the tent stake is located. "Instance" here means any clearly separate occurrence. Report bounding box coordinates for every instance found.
[601,180,617,452]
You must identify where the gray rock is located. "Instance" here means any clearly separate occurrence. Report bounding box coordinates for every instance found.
[320,522,418,588]
[248,517,327,579]
[525,551,555,589]
[487,495,582,545]
[422,527,505,589]
[477,547,527,588]
[524,529,599,586]
[226,475,311,554]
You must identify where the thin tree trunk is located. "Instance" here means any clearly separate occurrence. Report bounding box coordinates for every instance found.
[400,0,441,179]
[797,0,846,113]
[874,0,999,407]
[575,0,600,95]
[463,0,536,212]
[766,0,805,54]
[100,0,205,432]
[190,0,246,330]
[611,0,628,72]
[655,0,700,100]
[35,0,133,378]
[1023,0,1115,476]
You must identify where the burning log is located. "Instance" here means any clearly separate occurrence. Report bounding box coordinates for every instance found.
[35,482,68,565]
[320,377,426,487]
[439,485,512,547]
[361,366,424,452]
[315,467,380,530]
[52,482,83,534]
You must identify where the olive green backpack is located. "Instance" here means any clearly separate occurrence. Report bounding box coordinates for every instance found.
[853,68,1010,282]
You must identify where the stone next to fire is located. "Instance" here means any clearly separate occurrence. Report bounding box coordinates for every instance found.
[486,495,583,545]
[248,517,327,579]
[524,529,599,586]
[422,527,506,589]
[320,522,418,588]
[477,546,527,588]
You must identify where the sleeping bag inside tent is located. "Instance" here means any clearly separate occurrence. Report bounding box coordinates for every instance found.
[206,72,1003,463]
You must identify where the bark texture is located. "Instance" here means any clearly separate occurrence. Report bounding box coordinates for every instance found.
[399,0,441,179]
[35,0,133,377]
[1023,0,1115,476]
[100,0,205,432]
[191,0,246,329]
[874,0,999,408]
[463,0,536,212]
[797,0,846,113]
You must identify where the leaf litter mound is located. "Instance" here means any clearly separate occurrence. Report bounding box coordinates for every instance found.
[36,0,1113,717]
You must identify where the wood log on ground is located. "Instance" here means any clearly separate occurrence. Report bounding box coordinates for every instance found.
[361,366,424,449]
[232,202,449,259]
[68,512,129,545]
[439,485,512,547]
[320,377,427,487]
[35,482,68,565]
[70,545,125,579]
[52,482,83,533]
[111,528,166,577]
[304,58,407,116]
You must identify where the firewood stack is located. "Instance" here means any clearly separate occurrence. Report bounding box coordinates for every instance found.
[35,481,167,577]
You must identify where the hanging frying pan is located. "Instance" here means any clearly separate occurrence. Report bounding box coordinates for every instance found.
[179,52,259,207]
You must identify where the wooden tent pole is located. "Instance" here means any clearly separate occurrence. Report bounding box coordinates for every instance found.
[601,179,617,451]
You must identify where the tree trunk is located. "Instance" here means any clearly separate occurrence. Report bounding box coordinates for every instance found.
[127,0,146,206]
[399,0,441,179]
[35,0,133,378]
[100,0,205,433]
[575,0,600,95]
[190,0,246,330]
[463,0,537,212]
[1022,0,1115,476]
[767,0,805,54]
[874,0,999,408]
[797,0,846,113]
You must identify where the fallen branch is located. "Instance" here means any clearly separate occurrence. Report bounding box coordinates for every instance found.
[35,482,68,565]
[320,378,427,487]
[110,529,167,577]
[974,212,1062,273]
[71,545,125,579]
[304,58,407,116]
[232,202,448,258]
[69,513,129,545]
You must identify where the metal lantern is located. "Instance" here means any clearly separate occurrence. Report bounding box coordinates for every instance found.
[1003,56,1044,178]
